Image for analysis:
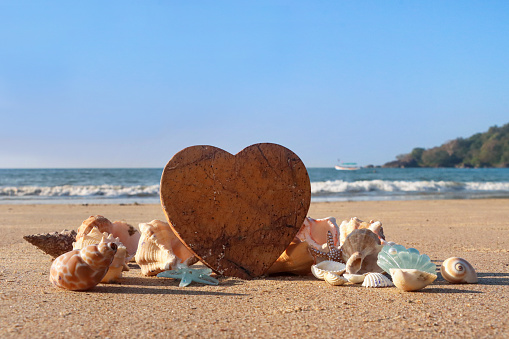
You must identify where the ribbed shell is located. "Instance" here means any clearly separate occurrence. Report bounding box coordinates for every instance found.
[362,272,394,288]
[340,229,383,274]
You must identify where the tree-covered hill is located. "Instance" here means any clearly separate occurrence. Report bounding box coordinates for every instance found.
[383,123,509,168]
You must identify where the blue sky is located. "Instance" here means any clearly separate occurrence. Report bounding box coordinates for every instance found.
[1,1,508,168]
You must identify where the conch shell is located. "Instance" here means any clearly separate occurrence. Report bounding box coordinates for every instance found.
[296,217,340,250]
[72,227,128,283]
[339,217,386,246]
[340,228,383,274]
[440,257,478,284]
[390,268,437,291]
[266,239,314,275]
[23,229,77,258]
[77,215,140,259]
[135,220,197,276]
[50,240,117,291]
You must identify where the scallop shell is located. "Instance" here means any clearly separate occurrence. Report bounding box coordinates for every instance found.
[266,239,314,275]
[49,239,117,291]
[339,217,386,246]
[23,229,77,258]
[362,272,394,288]
[343,273,368,284]
[135,220,197,276]
[390,268,437,291]
[77,215,140,259]
[324,272,347,286]
[377,244,436,275]
[72,226,128,283]
[311,260,346,280]
[440,257,478,284]
[340,229,384,274]
[296,217,340,251]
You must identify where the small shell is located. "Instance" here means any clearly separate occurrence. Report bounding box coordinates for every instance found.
[311,260,346,280]
[362,272,394,288]
[72,227,128,283]
[340,229,383,275]
[324,272,347,286]
[440,257,478,284]
[135,220,197,276]
[49,240,117,291]
[23,229,77,258]
[390,268,437,291]
[266,239,314,276]
[296,217,340,250]
[77,215,140,259]
[343,273,368,284]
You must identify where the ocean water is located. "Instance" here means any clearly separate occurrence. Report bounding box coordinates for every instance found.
[0,167,508,204]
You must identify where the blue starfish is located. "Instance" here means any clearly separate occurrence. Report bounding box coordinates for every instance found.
[157,264,219,287]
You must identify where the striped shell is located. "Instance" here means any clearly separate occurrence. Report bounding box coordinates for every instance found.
[50,240,117,291]
[311,260,346,280]
[362,272,394,288]
[440,257,478,284]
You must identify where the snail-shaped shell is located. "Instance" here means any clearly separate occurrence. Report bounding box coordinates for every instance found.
[440,257,478,284]
[50,240,117,291]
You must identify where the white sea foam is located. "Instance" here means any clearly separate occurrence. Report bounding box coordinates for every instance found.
[0,185,160,197]
[311,180,509,195]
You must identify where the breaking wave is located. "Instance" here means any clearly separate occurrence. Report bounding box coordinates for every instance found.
[0,185,160,198]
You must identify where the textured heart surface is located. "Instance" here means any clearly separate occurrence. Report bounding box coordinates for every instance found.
[160,143,311,279]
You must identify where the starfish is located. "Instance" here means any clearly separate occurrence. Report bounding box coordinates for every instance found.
[157,264,219,287]
[309,231,343,262]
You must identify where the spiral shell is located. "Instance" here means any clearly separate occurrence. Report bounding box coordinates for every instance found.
[362,272,394,288]
[50,240,117,291]
[440,257,478,284]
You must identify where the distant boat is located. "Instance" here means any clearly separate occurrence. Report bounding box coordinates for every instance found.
[335,162,360,171]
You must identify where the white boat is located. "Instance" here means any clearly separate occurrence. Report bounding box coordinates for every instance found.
[335,162,360,171]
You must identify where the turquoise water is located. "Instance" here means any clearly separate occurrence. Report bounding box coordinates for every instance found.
[0,167,508,204]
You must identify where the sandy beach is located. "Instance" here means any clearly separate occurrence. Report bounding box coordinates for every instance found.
[1,199,508,338]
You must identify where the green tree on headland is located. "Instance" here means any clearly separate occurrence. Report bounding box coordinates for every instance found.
[384,123,509,168]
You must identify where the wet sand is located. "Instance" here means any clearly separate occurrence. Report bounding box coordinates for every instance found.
[1,200,508,338]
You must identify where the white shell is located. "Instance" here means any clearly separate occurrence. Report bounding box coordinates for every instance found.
[440,257,478,284]
[390,268,437,291]
[311,260,346,280]
[324,272,347,286]
[362,272,394,288]
[343,273,368,284]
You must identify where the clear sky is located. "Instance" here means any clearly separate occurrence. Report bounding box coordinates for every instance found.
[1,1,508,168]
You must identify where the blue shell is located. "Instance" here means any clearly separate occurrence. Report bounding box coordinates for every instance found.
[377,244,436,275]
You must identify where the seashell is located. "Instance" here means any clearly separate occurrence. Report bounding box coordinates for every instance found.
[23,229,77,258]
[324,272,347,286]
[49,239,117,291]
[377,244,436,276]
[340,229,384,274]
[390,268,437,291]
[440,257,478,284]
[77,215,140,259]
[72,227,128,283]
[311,260,346,280]
[343,273,368,284]
[296,217,340,251]
[135,220,197,276]
[362,272,394,288]
[266,239,314,275]
[339,217,386,246]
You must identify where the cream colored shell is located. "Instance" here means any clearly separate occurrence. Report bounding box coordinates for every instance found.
[324,272,347,286]
[311,260,346,280]
[440,257,478,284]
[390,268,437,291]
[343,273,368,284]
[339,217,385,246]
[135,220,197,276]
[362,272,394,288]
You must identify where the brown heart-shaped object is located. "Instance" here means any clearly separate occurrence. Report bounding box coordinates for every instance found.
[160,143,311,279]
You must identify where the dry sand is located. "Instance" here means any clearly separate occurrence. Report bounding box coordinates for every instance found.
[1,200,508,338]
